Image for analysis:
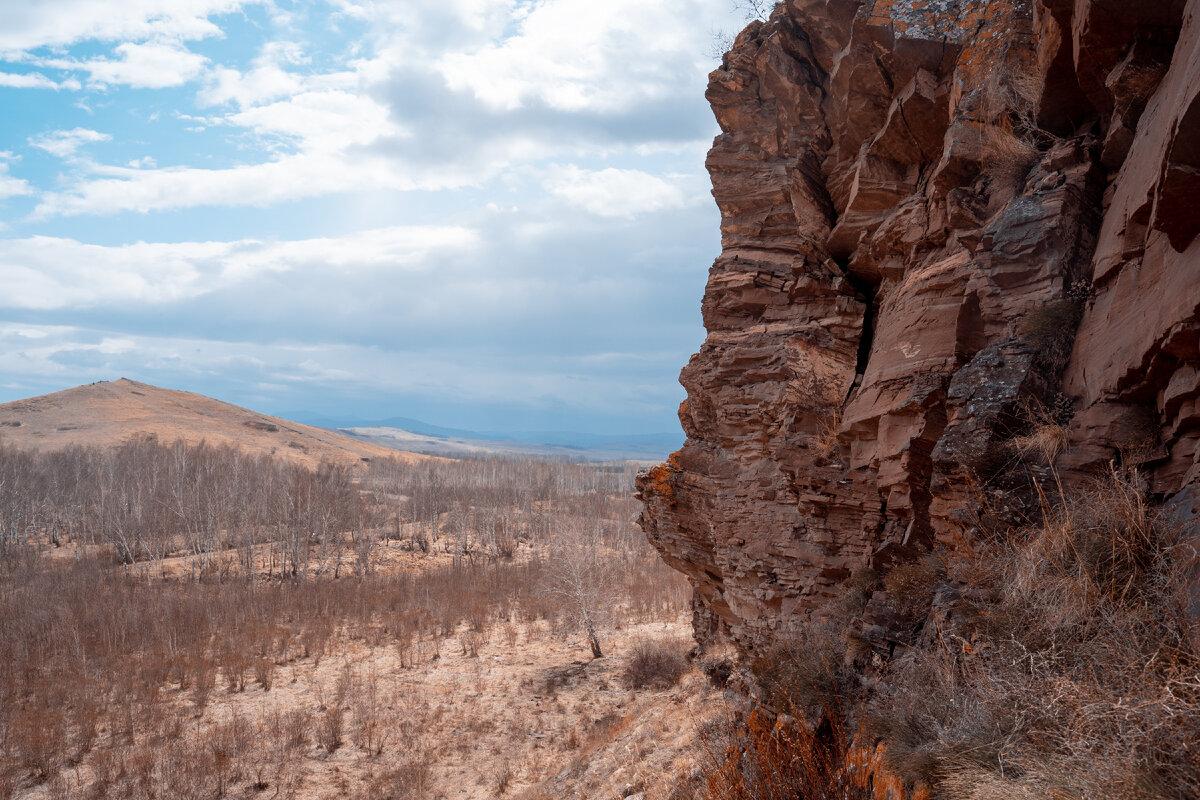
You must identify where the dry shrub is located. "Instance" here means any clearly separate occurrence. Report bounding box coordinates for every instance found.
[882,553,945,618]
[983,124,1041,187]
[352,670,389,755]
[190,655,216,712]
[316,707,344,754]
[974,60,1046,191]
[334,661,356,705]
[369,759,431,799]
[698,642,738,688]
[87,746,121,797]
[461,629,485,658]
[1019,298,1084,372]
[13,707,64,782]
[864,649,1020,789]
[749,623,857,714]
[812,409,842,463]
[494,763,514,795]
[1113,405,1161,464]
[840,566,880,616]
[271,708,311,753]
[223,650,249,693]
[44,773,72,800]
[206,714,253,795]
[253,656,275,691]
[623,637,690,690]
[69,697,103,763]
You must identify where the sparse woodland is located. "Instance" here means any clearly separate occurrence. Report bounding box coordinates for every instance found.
[0,439,696,800]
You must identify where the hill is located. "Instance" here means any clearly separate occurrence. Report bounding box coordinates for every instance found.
[0,379,420,469]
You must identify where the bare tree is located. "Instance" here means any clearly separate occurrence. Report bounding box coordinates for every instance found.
[736,0,776,20]
[541,531,612,658]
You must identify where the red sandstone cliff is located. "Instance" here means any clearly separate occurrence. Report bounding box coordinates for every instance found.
[638,0,1200,652]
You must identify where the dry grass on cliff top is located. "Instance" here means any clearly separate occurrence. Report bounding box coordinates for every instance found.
[865,466,1200,799]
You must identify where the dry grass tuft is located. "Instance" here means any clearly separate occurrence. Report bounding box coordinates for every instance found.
[1010,417,1070,464]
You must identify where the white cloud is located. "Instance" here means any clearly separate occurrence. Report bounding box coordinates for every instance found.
[0,0,722,434]
[0,169,32,201]
[436,0,715,113]
[33,151,390,217]
[200,62,304,108]
[0,152,32,200]
[0,226,479,310]
[28,127,112,158]
[19,0,729,220]
[544,166,689,218]
[0,0,256,55]
[229,90,402,148]
[50,40,209,89]
[0,72,80,90]
[346,0,523,56]
[197,40,316,108]
[0,325,52,340]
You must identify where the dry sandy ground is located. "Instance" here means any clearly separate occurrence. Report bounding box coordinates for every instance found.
[15,614,721,800]
[0,378,419,470]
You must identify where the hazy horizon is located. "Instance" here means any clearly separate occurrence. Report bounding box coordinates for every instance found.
[0,0,747,436]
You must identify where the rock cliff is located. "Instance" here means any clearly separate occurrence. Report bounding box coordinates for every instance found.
[638,0,1200,652]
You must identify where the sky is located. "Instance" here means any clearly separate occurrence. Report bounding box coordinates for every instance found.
[0,0,746,436]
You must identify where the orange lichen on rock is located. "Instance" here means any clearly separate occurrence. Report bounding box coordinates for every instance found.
[639,452,682,505]
[846,739,932,800]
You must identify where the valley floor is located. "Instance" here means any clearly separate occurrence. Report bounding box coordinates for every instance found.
[12,614,712,800]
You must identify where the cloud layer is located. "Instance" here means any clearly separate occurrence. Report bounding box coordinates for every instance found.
[0,0,738,434]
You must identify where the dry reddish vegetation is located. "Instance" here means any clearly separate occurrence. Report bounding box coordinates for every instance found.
[681,463,1200,800]
[0,441,697,799]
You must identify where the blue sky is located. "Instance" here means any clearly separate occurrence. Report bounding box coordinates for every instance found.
[0,0,742,435]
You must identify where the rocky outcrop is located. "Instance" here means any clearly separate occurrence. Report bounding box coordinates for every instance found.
[638,0,1200,652]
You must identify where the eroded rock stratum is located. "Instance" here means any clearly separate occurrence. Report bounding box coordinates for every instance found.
[638,0,1200,651]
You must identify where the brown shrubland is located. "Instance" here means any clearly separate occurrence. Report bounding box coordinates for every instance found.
[0,438,691,799]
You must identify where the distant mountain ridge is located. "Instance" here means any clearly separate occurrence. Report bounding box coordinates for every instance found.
[289,413,682,461]
[334,425,679,462]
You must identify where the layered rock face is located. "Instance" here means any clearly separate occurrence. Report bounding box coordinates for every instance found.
[638,0,1200,650]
